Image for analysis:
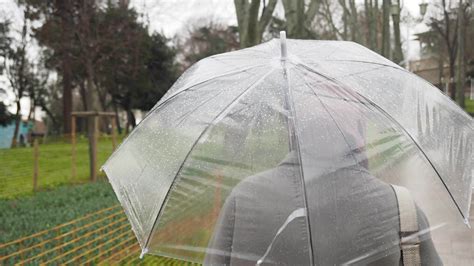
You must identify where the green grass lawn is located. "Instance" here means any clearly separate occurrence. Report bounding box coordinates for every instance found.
[0,135,118,199]
[465,98,474,115]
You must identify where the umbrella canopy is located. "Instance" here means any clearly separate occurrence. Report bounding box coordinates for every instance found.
[103,32,473,264]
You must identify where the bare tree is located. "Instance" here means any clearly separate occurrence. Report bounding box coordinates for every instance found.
[392,0,403,64]
[364,0,380,51]
[456,0,469,108]
[381,0,391,58]
[340,0,349,40]
[430,0,459,100]
[348,0,360,43]
[320,0,342,39]
[281,0,320,39]
[234,0,277,47]
[57,0,74,134]
[1,8,37,147]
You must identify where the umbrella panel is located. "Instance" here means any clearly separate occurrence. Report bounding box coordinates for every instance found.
[147,70,312,264]
[103,66,271,247]
[303,60,474,219]
[291,68,464,264]
[140,67,467,264]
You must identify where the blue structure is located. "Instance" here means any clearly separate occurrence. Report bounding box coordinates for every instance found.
[0,121,33,149]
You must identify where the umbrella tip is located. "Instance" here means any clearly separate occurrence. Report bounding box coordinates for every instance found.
[280,31,287,61]
[464,218,471,229]
[139,248,148,259]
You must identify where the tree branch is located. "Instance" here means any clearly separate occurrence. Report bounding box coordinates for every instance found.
[258,0,277,38]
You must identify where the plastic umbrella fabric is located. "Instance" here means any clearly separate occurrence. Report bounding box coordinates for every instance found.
[103,33,473,264]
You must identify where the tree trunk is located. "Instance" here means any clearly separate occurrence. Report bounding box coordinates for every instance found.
[58,0,73,134]
[85,58,99,181]
[449,59,456,100]
[126,108,136,130]
[246,0,260,46]
[303,0,320,38]
[234,0,248,47]
[79,81,88,110]
[234,0,277,47]
[113,101,122,134]
[381,0,391,58]
[41,104,58,131]
[349,0,359,43]
[234,0,260,47]
[282,0,305,38]
[456,1,465,108]
[339,0,349,40]
[10,100,21,148]
[391,0,403,64]
[374,0,380,52]
[437,55,444,90]
[28,99,35,121]
[365,0,373,48]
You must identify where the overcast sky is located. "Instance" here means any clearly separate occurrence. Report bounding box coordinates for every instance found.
[0,0,430,116]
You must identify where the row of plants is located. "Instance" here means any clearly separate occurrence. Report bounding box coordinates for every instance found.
[0,181,118,244]
[0,181,197,265]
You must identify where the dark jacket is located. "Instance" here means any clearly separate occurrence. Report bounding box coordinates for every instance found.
[204,153,442,266]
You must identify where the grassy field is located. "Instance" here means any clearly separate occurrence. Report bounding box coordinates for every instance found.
[0,135,117,199]
[466,98,474,115]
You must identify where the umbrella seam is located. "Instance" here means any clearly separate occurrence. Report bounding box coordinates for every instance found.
[322,59,404,71]
[281,63,316,265]
[102,62,269,169]
[294,68,364,170]
[295,68,375,263]
[150,63,269,115]
[301,59,472,126]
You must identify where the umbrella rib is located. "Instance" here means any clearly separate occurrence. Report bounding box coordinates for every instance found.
[281,66,316,265]
[295,70,366,175]
[147,63,269,117]
[313,59,473,126]
[296,62,469,225]
[349,93,468,224]
[102,63,269,168]
[322,59,404,71]
[141,68,276,253]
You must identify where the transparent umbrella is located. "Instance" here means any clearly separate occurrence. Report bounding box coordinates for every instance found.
[103,32,473,265]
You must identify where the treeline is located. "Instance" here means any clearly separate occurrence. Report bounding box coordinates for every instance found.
[0,0,178,147]
[0,0,472,148]
[171,0,473,109]
[234,0,472,108]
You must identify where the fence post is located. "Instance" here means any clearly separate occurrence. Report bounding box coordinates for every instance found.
[71,115,77,181]
[91,115,99,182]
[111,118,117,151]
[33,138,39,192]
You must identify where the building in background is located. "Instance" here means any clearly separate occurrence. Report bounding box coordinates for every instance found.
[0,120,33,149]
[0,119,47,149]
[409,27,474,98]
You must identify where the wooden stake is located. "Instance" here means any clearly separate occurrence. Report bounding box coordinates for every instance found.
[91,116,99,182]
[111,118,117,151]
[71,115,77,181]
[33,138,39,192]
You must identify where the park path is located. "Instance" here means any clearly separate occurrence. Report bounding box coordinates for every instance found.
[437,193,474,266]
[379,153,474,266]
